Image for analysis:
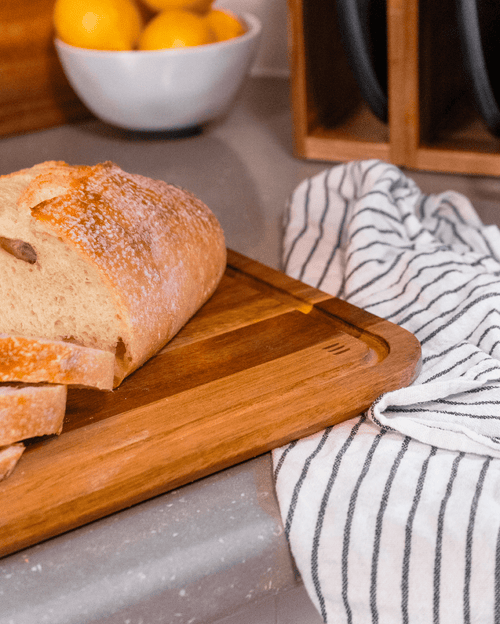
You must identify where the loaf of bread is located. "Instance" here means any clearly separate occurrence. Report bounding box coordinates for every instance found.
[0,443,25,481]
[0,384,67,446]
[0,161,226,386]
[0,334,115,390]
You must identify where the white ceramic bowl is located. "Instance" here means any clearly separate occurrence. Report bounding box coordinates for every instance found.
[55,12,261,132]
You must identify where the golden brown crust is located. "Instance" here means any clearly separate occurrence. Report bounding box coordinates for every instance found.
[14,161,226,385]
[0,161,225,480]
[0,384,67,446]
[0,443,24,481]
[0,334,115,390]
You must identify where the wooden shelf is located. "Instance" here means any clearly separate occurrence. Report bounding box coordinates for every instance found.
[288,0,500,176]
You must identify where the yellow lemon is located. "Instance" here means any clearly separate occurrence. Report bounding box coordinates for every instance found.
[140,0,214,14]
[138,10,216,49]
[204,8,245,42]
[53,0,143,50]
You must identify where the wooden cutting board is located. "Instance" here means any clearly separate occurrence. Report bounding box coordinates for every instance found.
[0,249,421,558]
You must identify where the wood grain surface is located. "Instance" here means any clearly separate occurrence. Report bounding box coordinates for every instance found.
[0,249,421,558]
[287,0,500,175]
[0,0,91,136]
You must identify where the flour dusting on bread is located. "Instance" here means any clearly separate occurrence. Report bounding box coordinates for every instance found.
[0,160,226,386]
[0,160,226,481]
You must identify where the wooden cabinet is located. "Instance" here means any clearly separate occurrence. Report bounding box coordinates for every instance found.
[288,0,500,176]
[0,1,90,137]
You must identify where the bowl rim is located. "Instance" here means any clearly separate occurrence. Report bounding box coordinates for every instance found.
[54,11,262,57]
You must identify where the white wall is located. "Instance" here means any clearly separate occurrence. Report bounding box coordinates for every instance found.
[215,0,290,77]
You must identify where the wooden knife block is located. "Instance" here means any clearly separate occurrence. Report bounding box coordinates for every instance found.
[288,0,500,176]
[0,0,91,137]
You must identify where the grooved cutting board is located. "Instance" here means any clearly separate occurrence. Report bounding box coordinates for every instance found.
[0,249,421,558]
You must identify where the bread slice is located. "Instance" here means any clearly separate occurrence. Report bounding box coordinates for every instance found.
[0,443,24,481]
[0,384,67,446]
[0,333,115,390]
[0,161,226,387]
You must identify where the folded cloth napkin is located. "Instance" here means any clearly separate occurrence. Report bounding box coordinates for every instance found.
[273,160,500,623]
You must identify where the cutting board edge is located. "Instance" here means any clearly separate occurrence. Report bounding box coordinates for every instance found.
[0,370,408,559]
[0,250,423,559]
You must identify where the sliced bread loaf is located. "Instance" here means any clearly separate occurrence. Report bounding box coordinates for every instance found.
[0,161,226,386]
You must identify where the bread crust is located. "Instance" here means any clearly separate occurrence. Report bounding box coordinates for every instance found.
[0,334,115,390]
[0,384,67,445]
[0,443,24,481]
[1,161,226,386]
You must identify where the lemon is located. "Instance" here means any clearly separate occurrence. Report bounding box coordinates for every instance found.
[204,8,245,42]
[53,0,143,50]
[138,9,216,50]
[140,0,214,14]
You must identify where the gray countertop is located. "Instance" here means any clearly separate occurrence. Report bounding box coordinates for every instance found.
[0,77,326,272]
[0,456,296,624]
[0,77,327,624]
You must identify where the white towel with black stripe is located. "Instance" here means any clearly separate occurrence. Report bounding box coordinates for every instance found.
[273,160,500,623]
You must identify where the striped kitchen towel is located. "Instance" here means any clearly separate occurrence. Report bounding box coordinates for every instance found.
[273,160,500,623]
